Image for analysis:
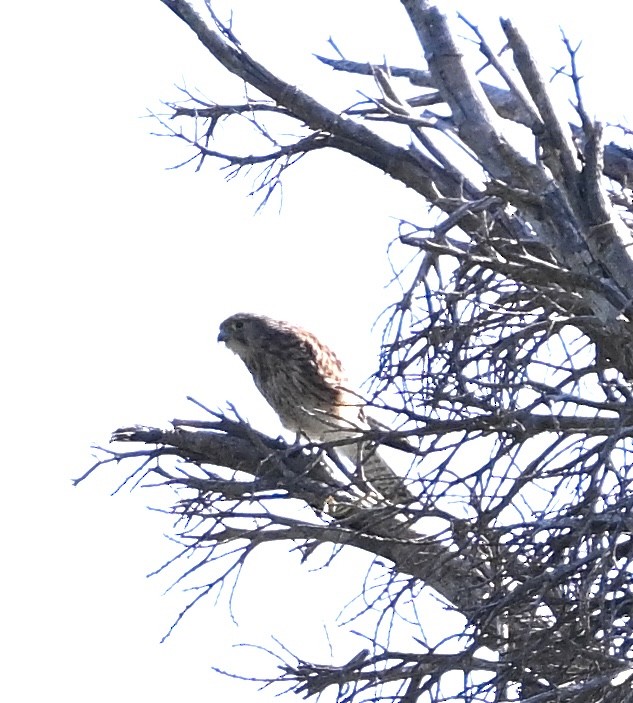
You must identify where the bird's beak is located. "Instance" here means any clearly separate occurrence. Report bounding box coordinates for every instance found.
[217,328,227,343]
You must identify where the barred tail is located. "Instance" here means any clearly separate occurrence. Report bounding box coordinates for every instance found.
[337,441,414,505]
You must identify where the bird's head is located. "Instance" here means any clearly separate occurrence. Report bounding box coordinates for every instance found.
[218,312,277,357]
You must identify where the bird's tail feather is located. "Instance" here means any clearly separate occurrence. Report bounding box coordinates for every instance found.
[337,441,414,505]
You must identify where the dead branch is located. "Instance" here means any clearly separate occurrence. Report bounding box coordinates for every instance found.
[83,3,633,701]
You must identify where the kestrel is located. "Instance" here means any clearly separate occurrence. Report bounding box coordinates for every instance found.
[217,312,412,504]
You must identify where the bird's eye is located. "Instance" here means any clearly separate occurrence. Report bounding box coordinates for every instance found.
[234,320,244,329]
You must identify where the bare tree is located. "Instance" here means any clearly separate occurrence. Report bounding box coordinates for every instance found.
[78,2,633,701]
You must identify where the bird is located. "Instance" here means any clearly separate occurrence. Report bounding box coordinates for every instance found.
[217,312,413,504]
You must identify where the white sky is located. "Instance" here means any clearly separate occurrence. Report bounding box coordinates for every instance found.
[3,1,633,701]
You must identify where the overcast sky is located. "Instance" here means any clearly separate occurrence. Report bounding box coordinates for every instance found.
[3,2,632,701]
